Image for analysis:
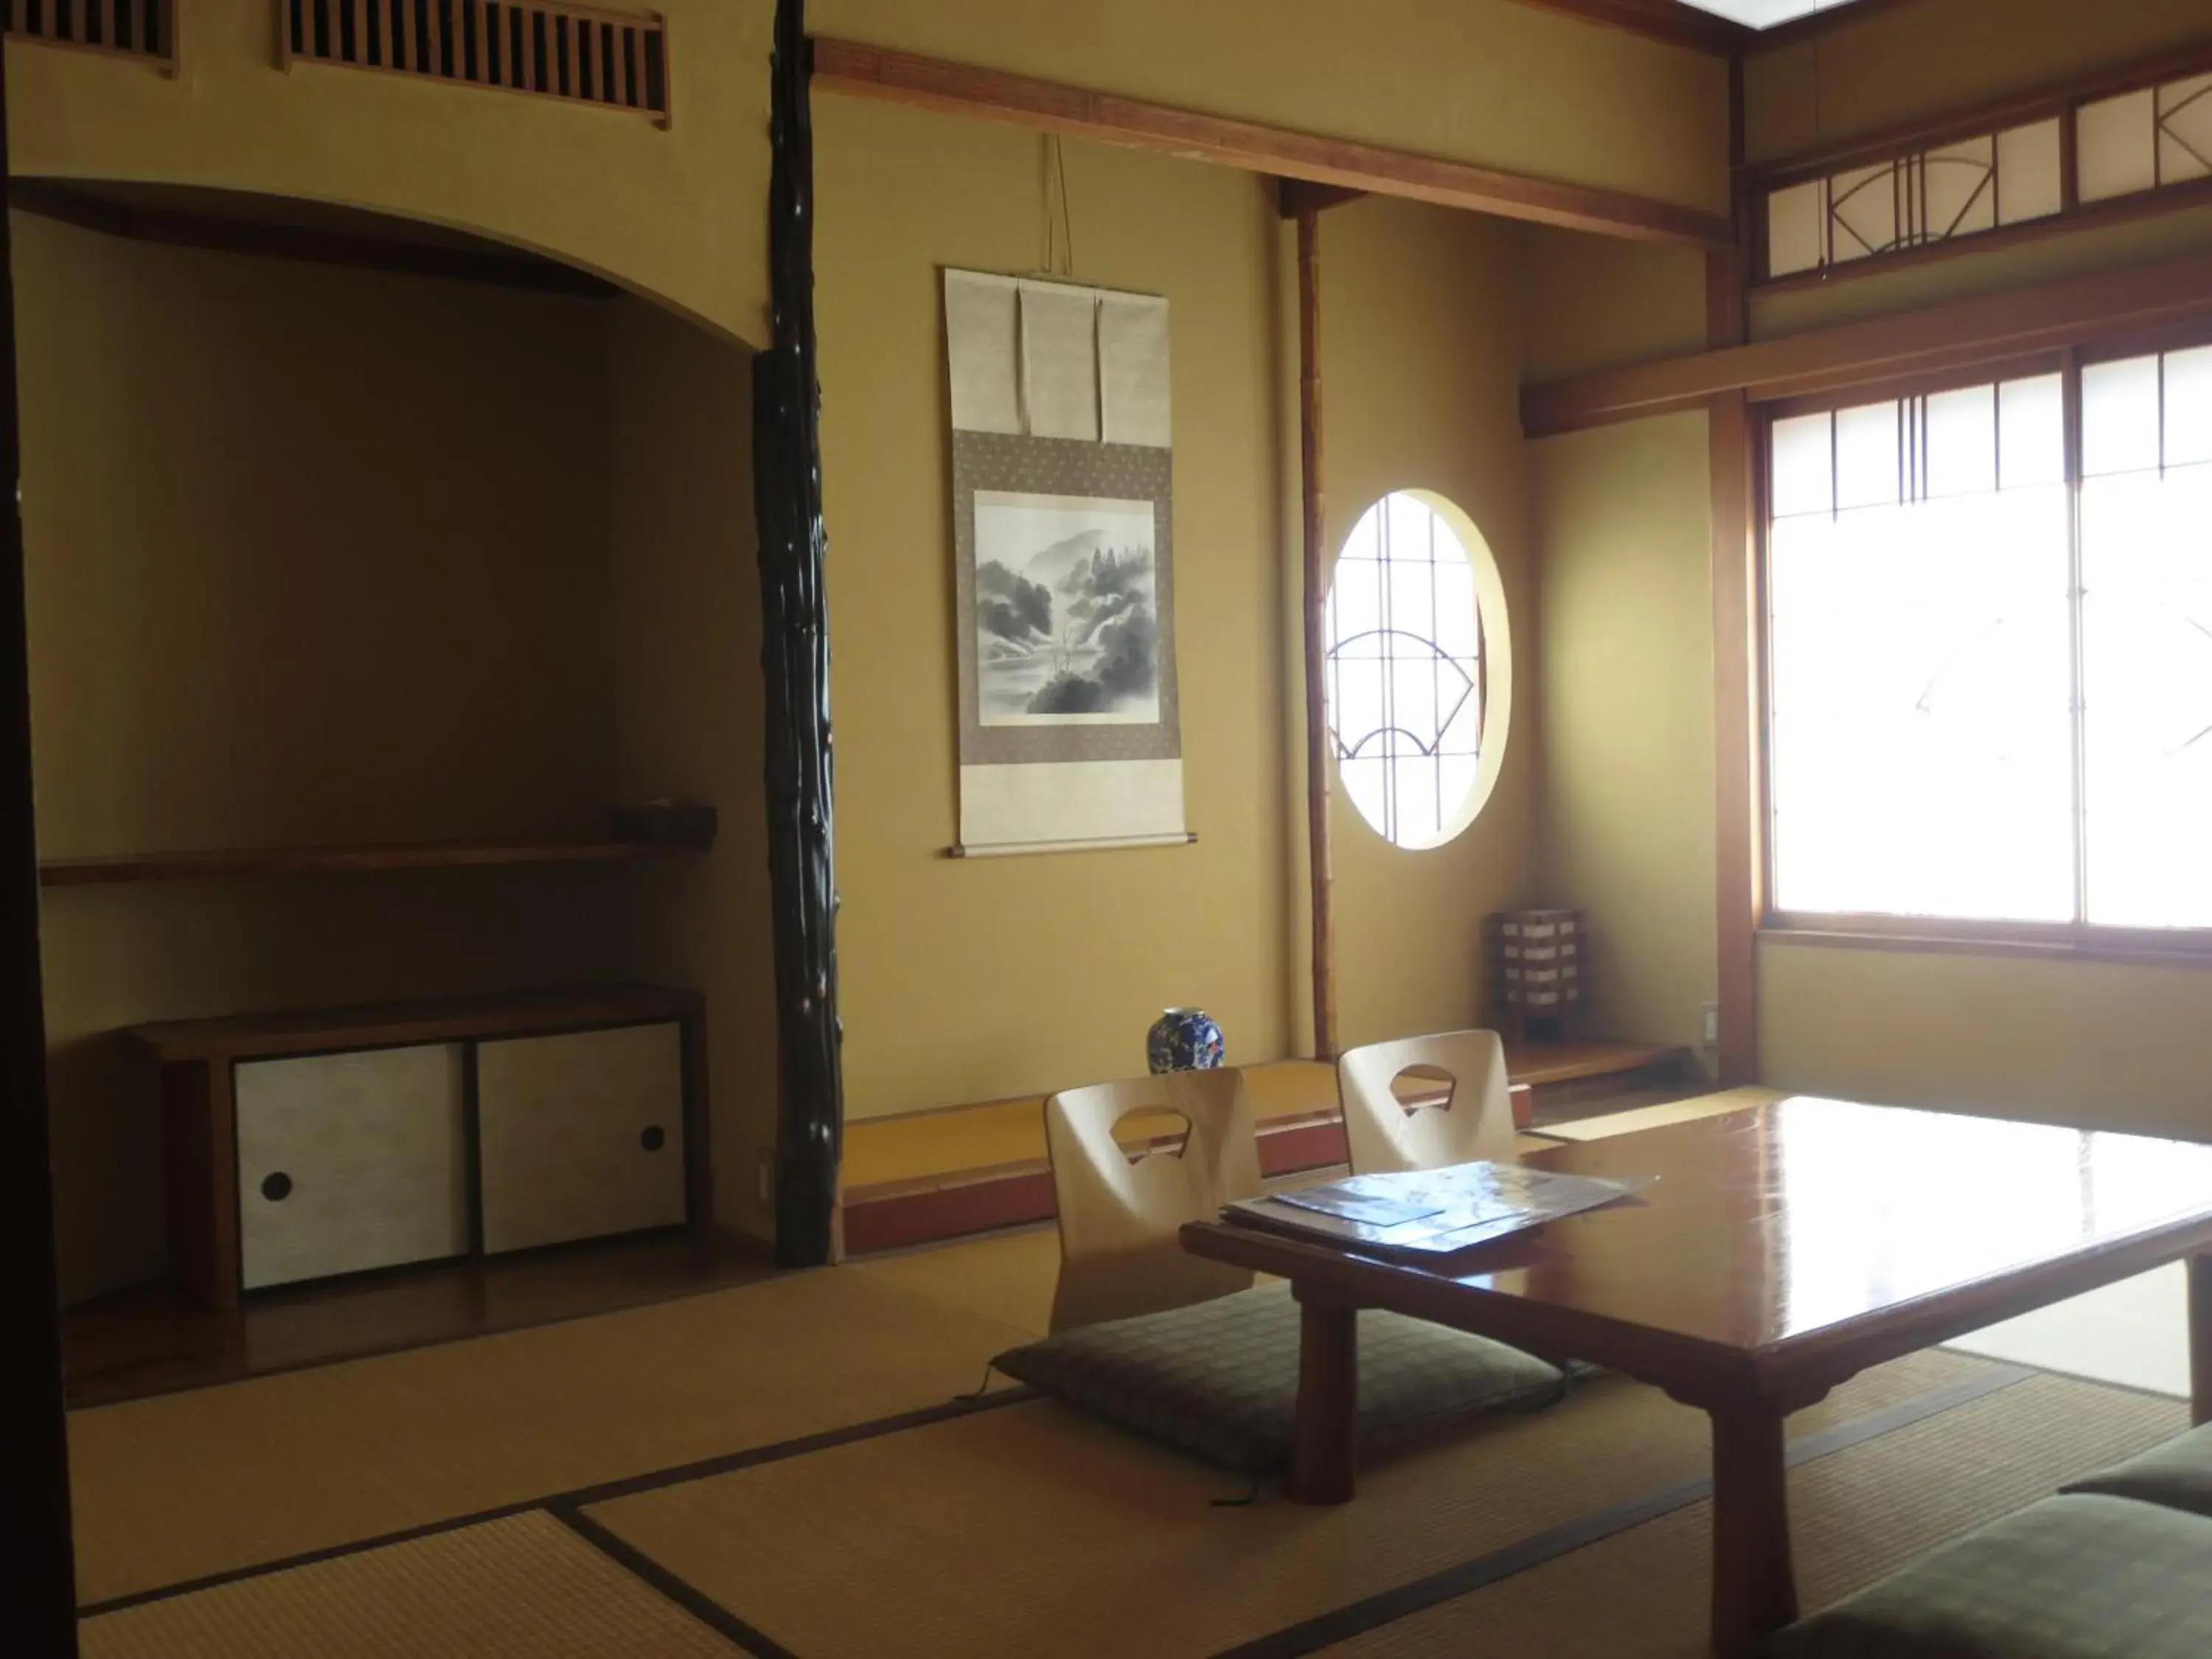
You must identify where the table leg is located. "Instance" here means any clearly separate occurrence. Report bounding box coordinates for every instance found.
[1708,1404,1798,1659]
[2189,1256,2212,1428]
[1286,1292,1357,1505]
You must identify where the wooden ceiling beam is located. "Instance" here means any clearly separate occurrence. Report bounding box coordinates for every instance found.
[811,38,1735,248]
[1522,246,2212,435]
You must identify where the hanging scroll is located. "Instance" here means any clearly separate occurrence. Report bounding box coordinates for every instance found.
[944,269,1187,856]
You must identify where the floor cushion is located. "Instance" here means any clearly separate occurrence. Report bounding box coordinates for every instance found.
[2063,1419,2212,1518]
[1766,1493,2212,1659]
[990,1281,1569,1476]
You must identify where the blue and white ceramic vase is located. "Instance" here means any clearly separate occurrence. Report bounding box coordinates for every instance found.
[1147,1007,1225,1074]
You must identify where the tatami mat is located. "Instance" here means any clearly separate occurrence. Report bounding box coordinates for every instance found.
[1536,1087,1785,1143]
[69,1269,1033,1606]
[582,1349,1999,1659]
[77,1511,745,1659]
[844,1225,1062,1339]
[1316,1372,2183,1657]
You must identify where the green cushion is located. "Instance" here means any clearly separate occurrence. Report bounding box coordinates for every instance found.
[2064,1421,2212,1519]
[1767,1494,2212,1659]
[990,1281,1569,1476]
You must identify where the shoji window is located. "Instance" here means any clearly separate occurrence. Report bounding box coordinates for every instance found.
[1767,123,2064,279]
[1761,57,2212,284]
[1324,493,1495,852]
[1765,341,2212,937]
[2077,74,2212,204]
[1767,372,2073,921]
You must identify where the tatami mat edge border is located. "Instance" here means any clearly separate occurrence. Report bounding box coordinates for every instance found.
[551,1506,800,1659]
[1206,1362,2035,1659]
[76,1385,1037,1618]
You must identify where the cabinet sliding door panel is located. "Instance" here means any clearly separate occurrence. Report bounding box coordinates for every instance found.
[476,1022,686,1253]
[235,1045,469,1290]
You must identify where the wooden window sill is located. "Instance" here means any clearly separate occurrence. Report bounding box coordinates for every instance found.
[1759,919,2212,970]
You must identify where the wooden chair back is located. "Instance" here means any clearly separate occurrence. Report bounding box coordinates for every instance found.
[1043,1068,1262,1332]
[1338,1029,1515,1175]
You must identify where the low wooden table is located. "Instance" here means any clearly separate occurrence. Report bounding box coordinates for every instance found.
[1181,1096,2212,1658]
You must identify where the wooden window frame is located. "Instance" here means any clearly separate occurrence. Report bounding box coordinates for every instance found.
[1754,321,2212,966]
[1750,39,2212,292]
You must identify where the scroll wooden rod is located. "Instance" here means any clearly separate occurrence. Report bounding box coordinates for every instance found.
[1521,245,2212,437]
[946,832,1198,859]
[810,37,1733,249]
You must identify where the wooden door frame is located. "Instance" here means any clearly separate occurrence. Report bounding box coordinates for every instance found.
[0,27,83,1658]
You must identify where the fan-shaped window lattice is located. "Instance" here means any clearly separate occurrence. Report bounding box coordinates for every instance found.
[1324,493,1500,852]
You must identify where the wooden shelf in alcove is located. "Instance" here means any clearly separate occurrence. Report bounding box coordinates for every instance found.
[36,838,698,888]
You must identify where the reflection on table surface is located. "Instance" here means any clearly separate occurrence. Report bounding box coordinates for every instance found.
[1421,1096,2212,1352]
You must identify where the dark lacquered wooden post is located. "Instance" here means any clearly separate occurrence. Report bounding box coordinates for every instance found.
[1709,1404,1798,1658]
[2189,1256,2212,1427]
[0,21,81,1654]
[1287,1290,1359,1504]
[754,0,844,1268]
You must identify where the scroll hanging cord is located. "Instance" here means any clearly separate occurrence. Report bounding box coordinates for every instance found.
[1040,133,1077,277]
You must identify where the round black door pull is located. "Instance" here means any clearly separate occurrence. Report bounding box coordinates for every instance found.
[640,1126,667,1152]
[262,1172,293,1203]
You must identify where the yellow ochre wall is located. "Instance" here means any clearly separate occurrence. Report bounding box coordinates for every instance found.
[818,103,1565,1120]
[6,0,774,345]
[605,296,780,1235]
[1747,0,2212,165]
[1517,224,1717,1060]
[18,212,639,1301]
[7,0,1725,350]
[810,0,1730,218]
[1529,411,1718,1060]
[1301,195,1545,1056]
[815,98,1290,1116]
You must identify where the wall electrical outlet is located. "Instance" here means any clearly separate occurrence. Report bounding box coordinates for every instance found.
[757,1150,775,1206]
[1700,1001,1720,1048]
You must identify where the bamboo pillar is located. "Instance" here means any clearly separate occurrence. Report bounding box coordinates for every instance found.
[1297,205,1338,1062]
[753,0,844,1267]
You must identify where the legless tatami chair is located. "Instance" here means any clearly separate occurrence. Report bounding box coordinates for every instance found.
[1338,1029,1515,1175]
[1043,1069,1264,1332]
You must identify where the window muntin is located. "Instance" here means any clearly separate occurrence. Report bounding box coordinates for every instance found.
[1324,492,1503,852]
[1766,346,2212,937]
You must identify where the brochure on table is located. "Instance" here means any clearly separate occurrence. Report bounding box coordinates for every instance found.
[1222,1161,1651,1258]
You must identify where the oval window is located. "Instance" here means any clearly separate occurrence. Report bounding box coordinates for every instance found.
[1323,491,1511,850]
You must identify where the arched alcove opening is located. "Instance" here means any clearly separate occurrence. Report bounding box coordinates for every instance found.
[18,180,779,1341]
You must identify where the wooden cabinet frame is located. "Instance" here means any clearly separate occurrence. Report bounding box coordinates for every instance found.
[136,985,711,1310]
